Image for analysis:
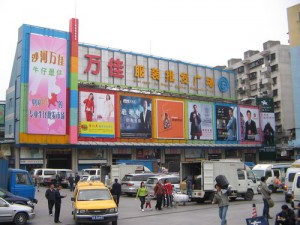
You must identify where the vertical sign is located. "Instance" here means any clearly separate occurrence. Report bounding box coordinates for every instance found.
[28,34,67,134]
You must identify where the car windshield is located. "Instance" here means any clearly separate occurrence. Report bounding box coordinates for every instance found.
[77,189,111,201]
[252,170,264,179]
[146,178,158,185]
[122,175,133,181]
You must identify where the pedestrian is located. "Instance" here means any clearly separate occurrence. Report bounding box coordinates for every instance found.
[259,176,273,220]
[136,181,148,211]
[275,204,295,225]
[68,174,74,192]
[54,184,66,223]
[35,175,42,192]
[186,175,193,198]
[45,183,56,216]
[145,193,152,210]
[212,183,229,225]
[74,172,80,187]
[164,179,173,208]
[154,180,164,210]
[111,178,122,207]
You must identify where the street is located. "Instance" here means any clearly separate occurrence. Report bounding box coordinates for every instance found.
[19,186,290,225]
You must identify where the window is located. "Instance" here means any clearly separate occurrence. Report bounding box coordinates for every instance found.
[16,173,31,185]
[271,64,278,72]
[272,77,277,85]
[273,89,278,97]
[248,72,257,80]
[288,173,296,182]
[267,53,276,61]
[265,170,272,178]
[238,170,245,180]
[297,176,300,188]
[78,189,111,201]
[234,66,244,74]
[249,58,264,69]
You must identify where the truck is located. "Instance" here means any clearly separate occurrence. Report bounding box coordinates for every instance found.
[0,159,37,203]
[180,159,257,203]
[81,164,150,187]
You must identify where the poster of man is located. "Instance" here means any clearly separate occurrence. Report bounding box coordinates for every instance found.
[120,96,152,138]
[187,101,213,140]
[239,106,261,143]
[79,90,115,138]
[215,104,237,141]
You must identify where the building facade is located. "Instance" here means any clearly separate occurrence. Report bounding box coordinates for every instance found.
[3,19,276,173]
[287,4,300,158]
[227,41,295,160]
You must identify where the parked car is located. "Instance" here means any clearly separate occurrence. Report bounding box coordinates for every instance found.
[79,175,101,182]
[145,174,180,197]
[0,188,34,209]
[121,173,155,196]
[0,197,35,225]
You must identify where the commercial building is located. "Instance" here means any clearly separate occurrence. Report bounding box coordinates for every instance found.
[287,3,300,157]
[227,41,295,160]
[3,19,274,172]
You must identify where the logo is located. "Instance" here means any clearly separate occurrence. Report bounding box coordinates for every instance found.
[261,100,268,106]
[218,77,229,93]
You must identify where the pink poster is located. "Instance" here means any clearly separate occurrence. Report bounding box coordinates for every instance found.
[27,34,67,135]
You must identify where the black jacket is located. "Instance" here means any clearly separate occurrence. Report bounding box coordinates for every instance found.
[45,188,56,201]
[111,182,122,195]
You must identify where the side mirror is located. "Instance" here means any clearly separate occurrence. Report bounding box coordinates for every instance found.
[71,197,75,201]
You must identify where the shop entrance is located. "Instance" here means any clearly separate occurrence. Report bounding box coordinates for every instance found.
[46,149,72,169]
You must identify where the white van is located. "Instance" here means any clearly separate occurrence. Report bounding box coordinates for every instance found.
[252,164,281,192]
[31,168,73,187]
[285,167,300,202]
[146,174,180,197]
[291,171,300,207]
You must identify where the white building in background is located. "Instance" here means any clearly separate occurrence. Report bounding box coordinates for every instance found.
[227,41,295,158]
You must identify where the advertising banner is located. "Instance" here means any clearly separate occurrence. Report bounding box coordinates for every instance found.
[215,104,238,142]
[28,34,67,135]
[156,99,184,139]
[79,90,115,138]
[239,105,261,143]
[187,101,213,140]
[120,96,152,138]
[256,98,275,146]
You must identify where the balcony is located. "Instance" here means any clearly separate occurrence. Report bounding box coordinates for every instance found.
[261,78,272,85]
[261,66,271,75]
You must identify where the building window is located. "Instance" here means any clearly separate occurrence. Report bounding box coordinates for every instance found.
[267,53,276,61]
[273,89,278,96]
[235,66,244,74]
[271,64,278,72]
[272,77,277,85]
[248,72,257,80]
[249,58,264,69]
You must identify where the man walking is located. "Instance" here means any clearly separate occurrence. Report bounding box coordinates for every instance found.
[260,176,273,220]
[111,178,122,206]
[54,185,66,223]
[68,174,75,192]
[45,183,56,216]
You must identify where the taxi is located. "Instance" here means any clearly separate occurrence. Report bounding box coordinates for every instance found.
[71,181,118,225]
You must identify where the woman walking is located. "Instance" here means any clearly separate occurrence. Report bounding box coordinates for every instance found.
[212,184,229,225]
[136,181,148,211]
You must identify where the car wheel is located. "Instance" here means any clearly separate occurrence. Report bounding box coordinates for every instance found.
[229,197,237,201]
[244,190,254,201]
[14,212,28,225]
[112,220,118,225]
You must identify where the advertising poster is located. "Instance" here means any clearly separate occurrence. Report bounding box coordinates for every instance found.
[215,104,238,142]
[79,90,115,138]
[187,101,213,140]
[156,99,184,139]
[0,104,5,126]
[28,34,67,135]
[136,149,160,160]
[256,98,275,146]
[239,105,261,143]
[120,96,152,138]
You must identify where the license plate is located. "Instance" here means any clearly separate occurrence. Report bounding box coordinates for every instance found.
[92,216,104,220]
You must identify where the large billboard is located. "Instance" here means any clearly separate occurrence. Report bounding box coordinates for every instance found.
[187,101,213,140]
[156,99,184,139]
[120,96,152,138]
[79,90,115,138]
[215,103,238,142]
[27,34,67,135]
[239,105,261,143]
